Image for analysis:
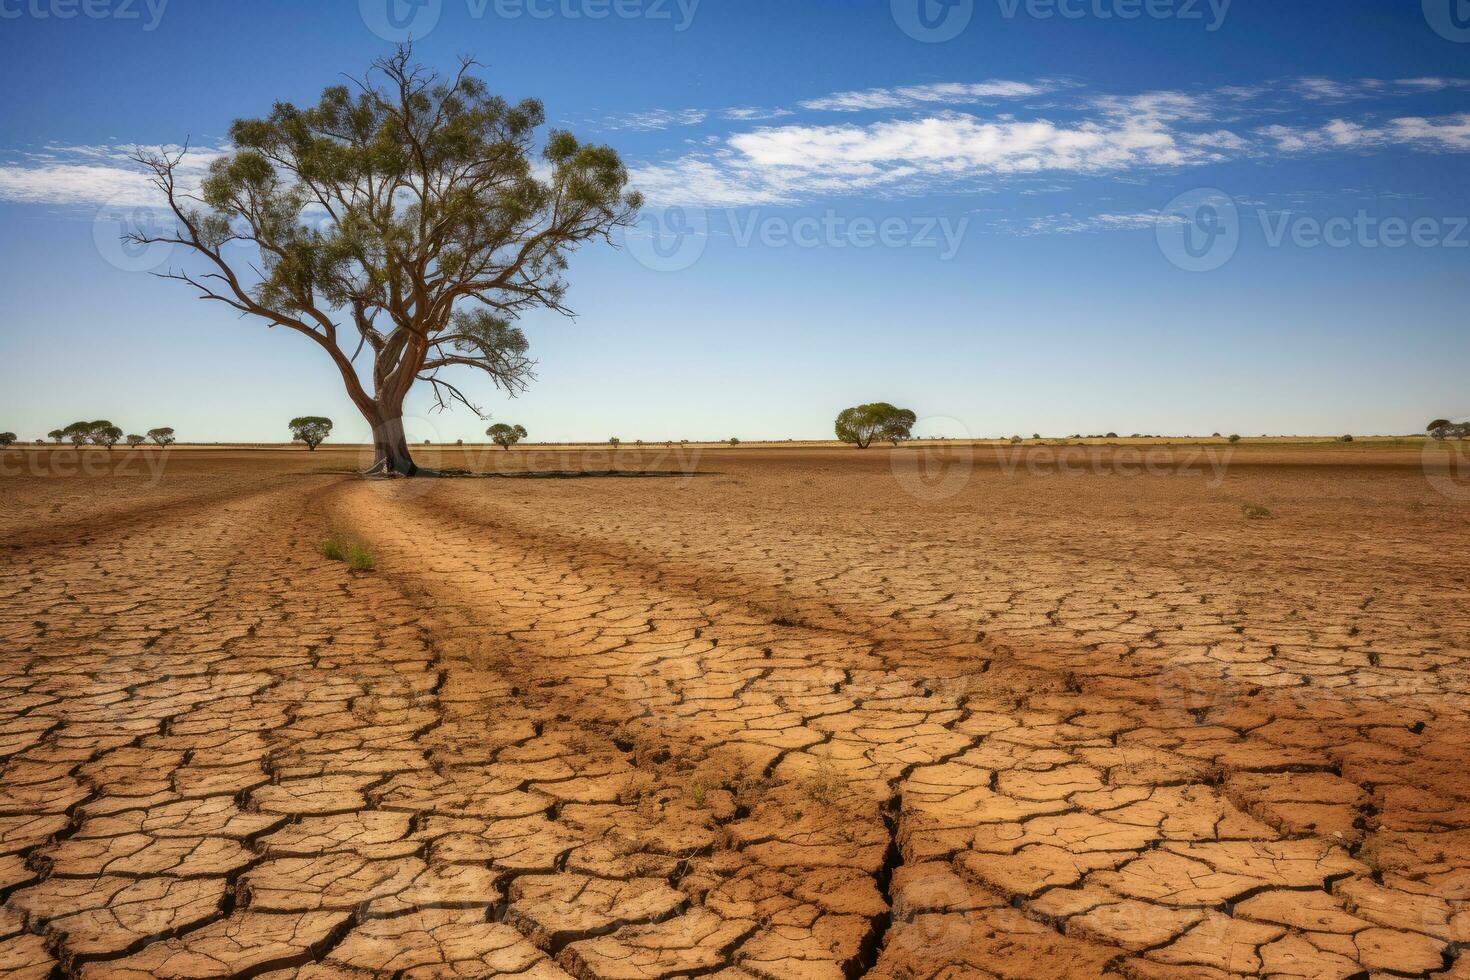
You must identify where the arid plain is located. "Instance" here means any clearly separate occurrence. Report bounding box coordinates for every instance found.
[2,442,1468,979]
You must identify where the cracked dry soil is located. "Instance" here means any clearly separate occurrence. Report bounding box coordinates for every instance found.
[2,445,1468,979]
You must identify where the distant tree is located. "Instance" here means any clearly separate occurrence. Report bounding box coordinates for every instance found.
[289,416,334,451]
[62,421,93,445]
[129,47,640,476]
[47,429,64,444]
[1339,434,1355,443]
[0,432,16,448]
[1228,434,1241,443]
[636,439,644,447]
[1105,432,1118,439]
[91,423,123,449]
[1010,436,1022,444]
[609,437,621,448]
[1032,433,1041,440]
[836,403,917,449]
[487,423,528,450]
[729,437,740,446]
[147,427,176,447]
[126,434,146,447]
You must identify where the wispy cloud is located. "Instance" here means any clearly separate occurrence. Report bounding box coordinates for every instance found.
[0,143,226,209]
[800,81,1053,112]
[594,108,708,131]
[1261,112,1470,153]
[1017,211,1184,235]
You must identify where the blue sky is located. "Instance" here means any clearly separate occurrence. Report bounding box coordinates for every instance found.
[1,0,1467,442]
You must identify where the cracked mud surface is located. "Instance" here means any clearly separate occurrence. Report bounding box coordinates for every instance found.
[2,445,1467,978]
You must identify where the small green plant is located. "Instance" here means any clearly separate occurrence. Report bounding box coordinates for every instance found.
[1241,503,1272,520]
[689,781,707,809]
[320,531,374,571]
[346,543,375,572]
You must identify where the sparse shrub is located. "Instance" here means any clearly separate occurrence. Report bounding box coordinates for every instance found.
[835,403,916,449]
[1339,434,1354,443]
[1228,434,1241,443]
[320,531,374,571]
[609,436,621,448]
[729,437,740,446]
[1010,436,1022,444]
[126,434,145,447]
[1032,433,1041,440]
[289,416,333,450]
[488,423,528,450]
[690,781,707,809]
[1241,503,1272,520]
[1105,432,1118,439]
[1212,432,1221,438]
[801,760,849,804]
[146,427,176,447]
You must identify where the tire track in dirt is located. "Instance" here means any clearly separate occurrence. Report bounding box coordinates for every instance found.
[333,480,1469,979]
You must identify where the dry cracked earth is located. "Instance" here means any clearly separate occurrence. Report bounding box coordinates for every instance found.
[2,444,1469,979]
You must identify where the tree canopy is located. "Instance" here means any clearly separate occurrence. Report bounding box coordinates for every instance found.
[130,46,640,476]
[0,432,16,448]
[126,434,146,447]
[835,403,917,449]
[147,427,177,447]
[91,423,123,449]
[289,416,334,450]
[487,422,527,449]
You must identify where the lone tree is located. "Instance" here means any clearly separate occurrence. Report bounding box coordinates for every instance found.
[0,432,16,448]
[147,427,177,447]
[128,47,640,476]
[126,434,146,447]
[290,417,334,450]
[836,403,917,449]
[91,423,123,450]
[487,422,527,450]
[609,437,620,448]
[47,429,64,444]
[62,422,93,446]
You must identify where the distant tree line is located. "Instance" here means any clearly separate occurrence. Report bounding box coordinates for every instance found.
[35,422,175,448]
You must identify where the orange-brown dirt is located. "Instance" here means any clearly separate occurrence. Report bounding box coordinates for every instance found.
[2,444,1468,979]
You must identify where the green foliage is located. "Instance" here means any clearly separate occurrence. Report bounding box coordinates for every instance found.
[320,532,375,572]
[609,436,621,447]
[89,422,123,449]
[0,432,16,448]
[487,423,528,450]
[126,434,146,447]
[47,429,64,443]
[147,427,176,447]
[835,403,917,448]
[62,421,93,445]
[289,416,334,450]
[1228,434,1241,443]
[729,437,740,446]
[1428,419,1469,440]
[1339,434,1354,443]
[132,46,642,478]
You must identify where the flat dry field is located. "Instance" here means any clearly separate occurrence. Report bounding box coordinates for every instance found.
[2,443,1468,979]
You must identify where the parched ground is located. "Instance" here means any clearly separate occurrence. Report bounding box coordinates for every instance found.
[2,443,1468,979]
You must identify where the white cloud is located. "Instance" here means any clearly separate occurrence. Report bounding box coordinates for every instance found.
[800,81,1051,112]
[595,108,708,131]
[1018,211,1184,235]
[1261,112,1470,153]
[0,143,226,209]
[633,108,1239,207]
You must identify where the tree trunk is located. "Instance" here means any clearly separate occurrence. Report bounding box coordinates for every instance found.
[366,414,418,476]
